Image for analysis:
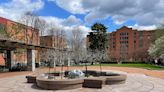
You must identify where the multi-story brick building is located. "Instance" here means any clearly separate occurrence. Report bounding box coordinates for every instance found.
[0,17,40,45]
[109,26,154,61]
[0,17,40,65]
[40,36,67,49]
[39,35,68,63]
[87,26,154,62]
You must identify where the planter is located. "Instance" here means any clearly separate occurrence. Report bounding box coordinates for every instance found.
[36,76,84,90]
[83,77,106,88]
[105,74,127,85]
[26,75,36,83]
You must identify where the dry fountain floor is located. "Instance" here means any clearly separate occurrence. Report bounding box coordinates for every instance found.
[0,71,164,91]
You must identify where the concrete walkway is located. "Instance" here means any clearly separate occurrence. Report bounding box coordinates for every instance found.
[0,70,164,92]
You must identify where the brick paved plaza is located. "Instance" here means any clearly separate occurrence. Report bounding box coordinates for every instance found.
[0,66,164,92]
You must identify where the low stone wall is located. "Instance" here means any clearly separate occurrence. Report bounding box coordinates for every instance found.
[36,76,84,90]
[83,77,106,88]
[26,75,36,83]
[105,74,127,85]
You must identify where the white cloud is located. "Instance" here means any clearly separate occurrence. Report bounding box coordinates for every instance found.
[62,15,82,26]
[55,0,87,14]
[128,24,157,30]
[40,15,91,37]
[54,0,164,28]
[41,15,82,27]
[0,0,90,37]
[0,0,44,21]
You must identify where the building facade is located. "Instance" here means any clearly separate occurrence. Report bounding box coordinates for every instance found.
[109,26,154,61]
[0,17,40,45]
[39,35,67,63]
[87,26,154,62]
[40,36,67,49]
[0,17,40,65]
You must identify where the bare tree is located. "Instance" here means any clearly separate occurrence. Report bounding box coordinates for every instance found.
[45,25,69,79]
[67,27,85,65]
[20,11,47,44]
[35,18,47,36]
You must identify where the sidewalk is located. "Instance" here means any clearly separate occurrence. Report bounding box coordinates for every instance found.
[0,71,32,78]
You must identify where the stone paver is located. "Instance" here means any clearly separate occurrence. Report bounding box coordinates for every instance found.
[35,66,164,79]
[0,71,32,78]
[0,70,164,92]
[0,66,164,79]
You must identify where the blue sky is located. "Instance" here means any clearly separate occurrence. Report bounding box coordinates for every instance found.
[0,0,163,34]
[37,0,136,32]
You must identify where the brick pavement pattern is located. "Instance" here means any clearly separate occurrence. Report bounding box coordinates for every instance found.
[0,69,164,92]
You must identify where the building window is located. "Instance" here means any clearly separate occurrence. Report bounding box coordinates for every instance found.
[139,36,143,39]
[148,36,150,39]
[139,40,143,47]
[0,23,5,31]
[139,32,143,36]
[125,32,128,35]
[120,32,129,36]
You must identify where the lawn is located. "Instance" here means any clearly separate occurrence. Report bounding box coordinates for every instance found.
[92,63,164,70]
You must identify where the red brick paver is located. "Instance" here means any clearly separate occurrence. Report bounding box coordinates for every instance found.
[0,71,32,78]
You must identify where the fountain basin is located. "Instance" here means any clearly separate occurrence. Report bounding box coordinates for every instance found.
[29,70,127,90]
[36,76,84,90]
[105,74,127,85]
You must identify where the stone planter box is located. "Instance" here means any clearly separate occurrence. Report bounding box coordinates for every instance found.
[36,76,84,90]
[83,77,106,88]
[105,74,127,85]
[26,75,36,83]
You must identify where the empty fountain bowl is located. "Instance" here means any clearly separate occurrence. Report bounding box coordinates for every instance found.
[68,70,85,79]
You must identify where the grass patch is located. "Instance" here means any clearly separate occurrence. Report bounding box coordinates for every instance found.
[91,63,164,70]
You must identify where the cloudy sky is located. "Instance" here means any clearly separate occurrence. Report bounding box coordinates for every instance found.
[0,0,164,34]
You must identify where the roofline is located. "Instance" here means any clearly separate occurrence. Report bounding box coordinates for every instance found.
[109,26,155,33]
[0,17,39,32]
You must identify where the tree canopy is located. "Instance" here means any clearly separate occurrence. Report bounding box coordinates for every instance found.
[148,35,164,57]
[89,23,108,51]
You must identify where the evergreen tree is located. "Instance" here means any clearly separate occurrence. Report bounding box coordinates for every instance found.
[89,23,109,75]
[89,23,108,51]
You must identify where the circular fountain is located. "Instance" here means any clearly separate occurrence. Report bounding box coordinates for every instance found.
[35,70,127,90]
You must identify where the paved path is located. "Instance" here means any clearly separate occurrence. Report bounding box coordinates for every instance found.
[35,66,164,79]
[0,66,164,79]
[0,70,164,92]
[0,71,31,78]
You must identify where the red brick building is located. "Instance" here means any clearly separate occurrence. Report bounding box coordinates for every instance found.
[40,36,67,49]
[39,35,67,62]
[109,26,154,61]
[0,17,40,65]
[87,26,154,62]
